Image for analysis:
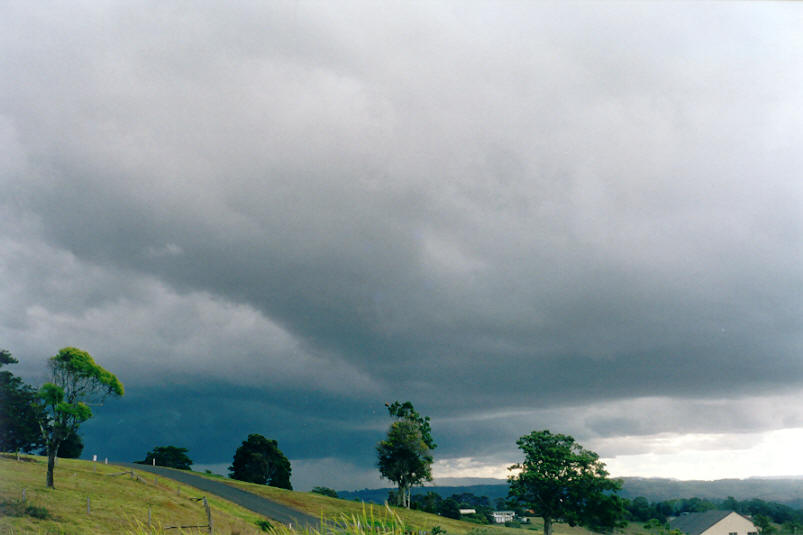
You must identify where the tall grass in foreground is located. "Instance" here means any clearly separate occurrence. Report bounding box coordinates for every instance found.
[123,504,417,535]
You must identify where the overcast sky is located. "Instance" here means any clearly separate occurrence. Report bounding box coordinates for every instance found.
[2,1,802,491]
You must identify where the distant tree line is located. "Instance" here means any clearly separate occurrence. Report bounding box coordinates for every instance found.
[623,495,803,530]
[406,491,504,523]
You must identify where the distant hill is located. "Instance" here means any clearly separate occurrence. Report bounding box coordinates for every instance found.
[339,477,803,508]
[618,477,803,508]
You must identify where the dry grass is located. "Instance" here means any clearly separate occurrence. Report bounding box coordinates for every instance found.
[0,455,271,535]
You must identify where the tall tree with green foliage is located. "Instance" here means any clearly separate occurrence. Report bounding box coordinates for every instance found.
[508,430,625,535]
[0,350,46,453]
[136,445,193,470]
[229,434,292,489]
[37,347,123,488]
[376,401,436,508]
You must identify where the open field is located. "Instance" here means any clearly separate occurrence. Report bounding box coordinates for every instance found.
[1,455,655,535]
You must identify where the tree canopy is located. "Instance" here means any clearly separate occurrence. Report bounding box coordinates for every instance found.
[508,430,625,535]
[53,430,84,459]
[311,486,339,498]
[229,434,292,489]
[376,400,436,508]
[0,349,45,453]
[136,445,193,470]
[38,347,123,488]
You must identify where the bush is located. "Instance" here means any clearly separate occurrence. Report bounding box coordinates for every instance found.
[136,445,193,470]
[311,486,339,498]
[25,504,50,519]
[0,499,51,519]
[256,519,273,531]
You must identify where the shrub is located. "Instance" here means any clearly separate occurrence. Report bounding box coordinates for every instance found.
[0,499,51,519]
[311,486,339,498]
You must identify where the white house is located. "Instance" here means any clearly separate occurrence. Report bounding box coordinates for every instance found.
[492,511,516,524]
[459,509,477,515]
[670,511,758,535]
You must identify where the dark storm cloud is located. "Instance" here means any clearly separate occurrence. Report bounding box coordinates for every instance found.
[2,1,802,485]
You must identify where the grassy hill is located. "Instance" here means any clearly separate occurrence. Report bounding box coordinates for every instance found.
[1,454,636,535]
[0,454,274,534]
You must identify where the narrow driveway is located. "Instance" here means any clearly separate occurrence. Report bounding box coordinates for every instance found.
[115,462,319,528]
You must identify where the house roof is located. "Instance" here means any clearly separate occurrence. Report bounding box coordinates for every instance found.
[669,511,737,535]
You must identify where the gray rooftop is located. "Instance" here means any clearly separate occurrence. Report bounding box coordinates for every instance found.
[669,511,735,535]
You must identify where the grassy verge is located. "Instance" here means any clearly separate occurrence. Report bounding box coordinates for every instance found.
[0,454,273,534]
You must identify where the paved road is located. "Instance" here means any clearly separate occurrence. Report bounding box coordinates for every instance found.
[115,462,319,528]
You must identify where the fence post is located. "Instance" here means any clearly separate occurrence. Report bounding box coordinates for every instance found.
[148,506,152,529]
[22,488,26,502]
[87,497,91,514]
[203,496,213,534]
[177,486,181,497]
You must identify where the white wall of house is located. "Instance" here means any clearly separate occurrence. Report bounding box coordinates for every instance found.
[701,513,758,535]
[492,511,516,523]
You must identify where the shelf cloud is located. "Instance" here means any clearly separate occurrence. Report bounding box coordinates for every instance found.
[2,1,801,488]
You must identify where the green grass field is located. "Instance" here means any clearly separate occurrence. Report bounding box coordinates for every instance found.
[0,454,647,535]
[0,454,278,534]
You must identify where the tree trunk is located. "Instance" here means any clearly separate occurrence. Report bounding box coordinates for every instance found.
[397,483,411,508]
[46,442,60,488]
[544,517,552,535]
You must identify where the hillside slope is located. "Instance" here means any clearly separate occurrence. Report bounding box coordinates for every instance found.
[0,454,274,534]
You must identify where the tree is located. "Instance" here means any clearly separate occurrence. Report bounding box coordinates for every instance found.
[0,350,46,453]
[508,430,625,535]
[311,486,338,498]
[229,434,292,489]
[376,401,436,508]
[755,515,777,535]
[56,430,84,458]
[411,491,443,513]
[439,497,462,519]
[136,446,193,470]
[37,347,123,488]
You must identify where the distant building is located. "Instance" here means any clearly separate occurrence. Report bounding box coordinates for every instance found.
[670,511,758,535]
[459,509,477,515]
[492,511,516,523]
